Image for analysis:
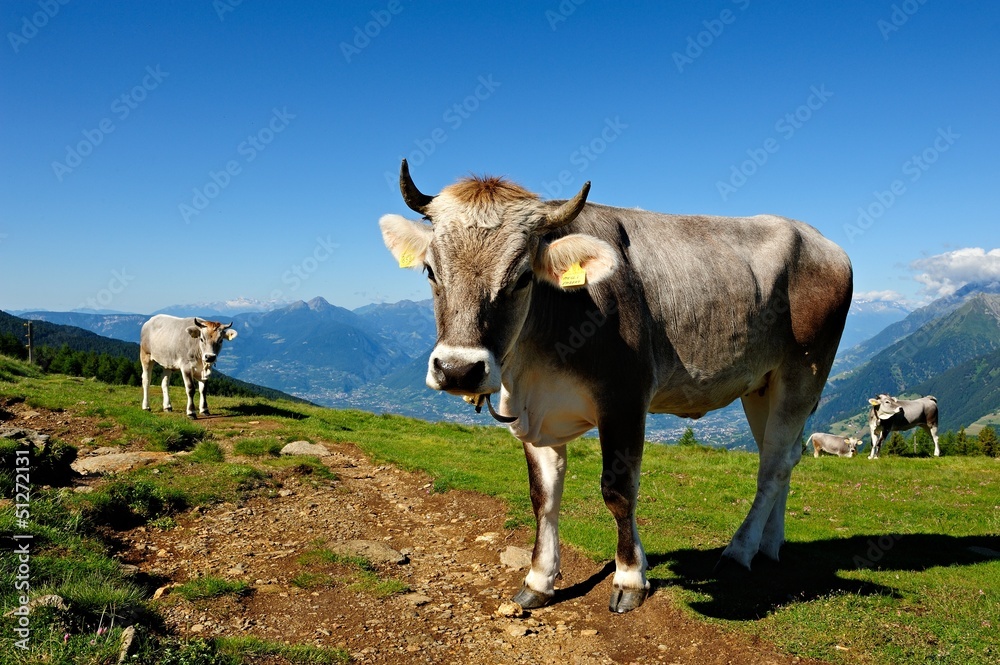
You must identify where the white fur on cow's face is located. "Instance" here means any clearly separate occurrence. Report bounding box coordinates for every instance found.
[871,394,904,420]
[187,321,237,369]
[380,180,618,397]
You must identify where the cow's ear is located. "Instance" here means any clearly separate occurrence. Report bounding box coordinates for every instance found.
[380,214,433,269]
[186,326,201,339]
[868,398,880,405]
[224,328,238,341]
[535,233,618,290]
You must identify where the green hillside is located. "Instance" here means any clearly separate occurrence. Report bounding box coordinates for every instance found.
[1,355,997,664]
[1,310,306,404]
[913,347,1000,431]
[815,294,1000,430]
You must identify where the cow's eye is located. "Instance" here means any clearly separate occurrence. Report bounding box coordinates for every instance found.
[424,264,436,284]
[512,270,533,291]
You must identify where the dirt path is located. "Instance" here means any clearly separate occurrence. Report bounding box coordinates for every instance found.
[15,404,825,664]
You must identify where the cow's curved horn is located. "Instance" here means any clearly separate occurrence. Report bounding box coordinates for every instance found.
[540,181,591,231]
[194,318,206,328]
[223,321,233,329]
[399,159,434,214]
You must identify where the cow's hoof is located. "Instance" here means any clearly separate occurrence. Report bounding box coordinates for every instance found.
[608,585,647,613]
[164,406,173,412]
[186,413,198,420]
[142,406,150,412]
[511,584,553,609]
[200,411,211,416]
[714,553,753,577]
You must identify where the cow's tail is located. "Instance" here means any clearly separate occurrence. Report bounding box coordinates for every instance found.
[927,396,937,402]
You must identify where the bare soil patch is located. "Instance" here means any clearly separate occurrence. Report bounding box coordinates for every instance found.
[12,404,827,664]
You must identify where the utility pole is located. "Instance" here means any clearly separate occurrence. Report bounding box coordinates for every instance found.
[24,321,33,364]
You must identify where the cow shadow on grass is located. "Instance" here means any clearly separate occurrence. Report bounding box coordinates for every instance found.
[642,534,999,620]
[224,402,310,420]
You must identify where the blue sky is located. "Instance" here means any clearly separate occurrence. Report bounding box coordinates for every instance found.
[2,0,998,314]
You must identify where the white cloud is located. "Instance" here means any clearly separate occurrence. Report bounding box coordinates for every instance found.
[910,247,1000,298]
[853,289,906,302]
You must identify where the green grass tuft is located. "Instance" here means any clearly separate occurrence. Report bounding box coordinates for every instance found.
[174,576,251,602]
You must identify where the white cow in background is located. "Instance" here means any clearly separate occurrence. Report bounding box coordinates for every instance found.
[140,315,237,418]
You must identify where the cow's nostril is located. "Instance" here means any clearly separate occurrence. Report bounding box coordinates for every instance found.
[435,359,486,391]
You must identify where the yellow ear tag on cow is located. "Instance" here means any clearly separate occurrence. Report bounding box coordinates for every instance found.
[559,262,587,288]
[398,249,416,269]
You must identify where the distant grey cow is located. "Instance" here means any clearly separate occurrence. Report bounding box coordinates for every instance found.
[379,160,853,613]
[809,432,862,458]
[140,315,237,418]
[867,394,940,459]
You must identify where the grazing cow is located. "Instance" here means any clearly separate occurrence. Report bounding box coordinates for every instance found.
[140,315,237,418]
[379,160,852,613]
[867,393,940,458]
[809,433,862,458]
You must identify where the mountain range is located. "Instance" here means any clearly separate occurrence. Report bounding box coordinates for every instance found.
[10,282,1000,447]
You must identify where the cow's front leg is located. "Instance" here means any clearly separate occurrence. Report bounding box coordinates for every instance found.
[512,442,567,609]
[598,413,649,613]
[198,380,210,416]
[180,372,197,418]
[160,370,173,412]
[140,353,152,411]
[759,433,803,561]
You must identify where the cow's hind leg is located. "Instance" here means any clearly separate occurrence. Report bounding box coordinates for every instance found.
[198,380,210,416]
[513,442,567,609]
[928,424,940,457]
[598,410,649,613]
[725,371,812,568]
[161,369,173,412]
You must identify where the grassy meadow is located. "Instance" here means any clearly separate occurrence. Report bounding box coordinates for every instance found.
[1,354,997,664]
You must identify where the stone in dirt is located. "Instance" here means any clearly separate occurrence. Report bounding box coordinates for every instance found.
[402,593,432,606]
[71,452,172,475]
[332,540,408,565]
[117,626,136,665]
[500,545,532,570]
[280,441,331,457]
[496,601,525,618]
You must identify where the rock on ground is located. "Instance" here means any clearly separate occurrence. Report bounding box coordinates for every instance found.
[280,440,331,456]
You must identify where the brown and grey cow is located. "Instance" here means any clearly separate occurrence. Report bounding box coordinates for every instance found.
[867,393,940,459]
[808,432,863,458]
[379,160,852,613]
[140,314,237,418]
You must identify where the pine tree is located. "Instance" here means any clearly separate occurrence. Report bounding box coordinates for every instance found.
[677,427,699,446]
[954,427,970,456]
[977,426,999,458]
[938,430,956,457]
[910,428,933,457]
[883,431,908,456]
